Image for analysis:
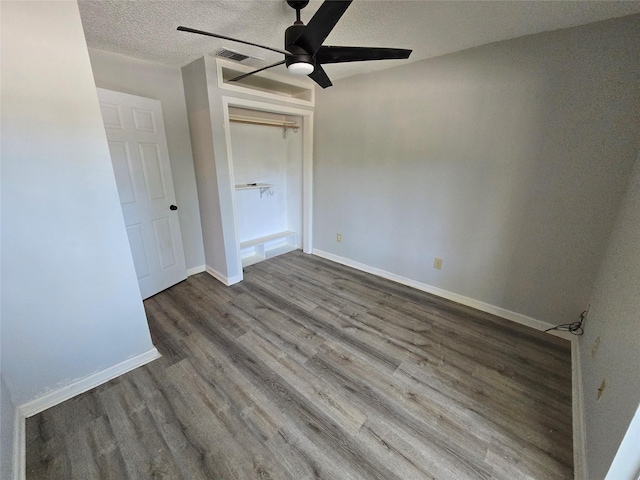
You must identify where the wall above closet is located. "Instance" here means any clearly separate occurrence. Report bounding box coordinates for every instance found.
[217,59,314,107]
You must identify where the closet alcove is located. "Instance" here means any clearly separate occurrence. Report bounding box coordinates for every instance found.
[229,107,303,267]
[182,57,314,285]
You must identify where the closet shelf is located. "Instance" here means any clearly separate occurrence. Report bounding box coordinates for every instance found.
[240,230,295,249]
[240,230,297,268]
[235,183,271,190]
[235,183,273,197]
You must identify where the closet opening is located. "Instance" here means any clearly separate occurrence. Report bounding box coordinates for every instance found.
[223,98,313,269]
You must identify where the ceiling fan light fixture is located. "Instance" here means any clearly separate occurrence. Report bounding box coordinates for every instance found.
[287,61,314,75]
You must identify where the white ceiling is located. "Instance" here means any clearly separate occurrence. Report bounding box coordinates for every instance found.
[78,0,640,83]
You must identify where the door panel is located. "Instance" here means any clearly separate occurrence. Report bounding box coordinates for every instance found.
[108,141,136,205]
[139,143,166,201]
[132,107,156,132]
[98,88,187,299]
[153,218,177,269]
[126,224,151,279]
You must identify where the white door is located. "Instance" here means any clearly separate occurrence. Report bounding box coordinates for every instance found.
[97,88,187,299]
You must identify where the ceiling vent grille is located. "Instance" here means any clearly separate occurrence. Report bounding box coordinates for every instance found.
[216,48,253,62]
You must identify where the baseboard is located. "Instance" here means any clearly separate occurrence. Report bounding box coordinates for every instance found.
[205,265,242,286]
[13,408,24,480]
[19,347,160,418]
[13,347,160,480]
[572,340,588,480]
[312,249,559,334]
[186,265,206,276]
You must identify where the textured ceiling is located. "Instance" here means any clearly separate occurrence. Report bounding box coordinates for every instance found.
[78,0,640,82]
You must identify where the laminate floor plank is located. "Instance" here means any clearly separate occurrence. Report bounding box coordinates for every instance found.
[228,292,325,363]
[182,333,287,442]
[397,360,573,442]
[308,341,493,475]
[373,302,570,375]
[186,310,401,480]
[263,426,340,480]
[164,359,293,480]
[238,330,366,432]
[27,251,572,480]
[401,301,572,370]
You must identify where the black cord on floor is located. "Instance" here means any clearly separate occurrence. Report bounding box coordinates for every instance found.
[545,310,587,335]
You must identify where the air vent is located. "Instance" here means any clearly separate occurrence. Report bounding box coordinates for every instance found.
[216,48,253,62]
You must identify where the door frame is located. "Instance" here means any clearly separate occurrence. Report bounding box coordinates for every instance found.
[221,96,314,277]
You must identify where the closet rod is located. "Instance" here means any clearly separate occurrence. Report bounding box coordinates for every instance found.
[229,115,299,131]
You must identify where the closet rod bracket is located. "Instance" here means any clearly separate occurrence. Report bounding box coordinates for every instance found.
[260,186,274,198]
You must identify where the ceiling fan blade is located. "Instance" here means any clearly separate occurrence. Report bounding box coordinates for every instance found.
[229,60,286,83]
[177,26,291,56]
[293,0,353,56]
[316,46,412,64]
[308,65,333,89]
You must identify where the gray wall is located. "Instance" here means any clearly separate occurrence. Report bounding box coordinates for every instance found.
[88,49,205,271]
[1,0,155,406]
[580,155,640,479]
[314,15,640,327]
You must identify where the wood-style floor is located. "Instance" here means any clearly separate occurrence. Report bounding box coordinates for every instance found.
[26,251,573,480]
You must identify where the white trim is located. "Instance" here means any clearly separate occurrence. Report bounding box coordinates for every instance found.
[221,99,245,283]
[186,265,206,276]
[312,249,559,333]
[572,340,588,480]
[13,409,24,480]
[13,347,160,480]
[19,348,160,418]
[301,113,314,255]
[205,265,242,286]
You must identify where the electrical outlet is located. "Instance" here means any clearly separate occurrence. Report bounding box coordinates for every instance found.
[433,257,443,270]
[336,233,342,243]
[597,379,606,401]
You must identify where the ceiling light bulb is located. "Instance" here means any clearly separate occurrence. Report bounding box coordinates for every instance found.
[287,62,314,76]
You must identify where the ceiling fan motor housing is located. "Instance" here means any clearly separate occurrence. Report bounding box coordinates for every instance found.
[285,24,315,70]
[286,0,309,11]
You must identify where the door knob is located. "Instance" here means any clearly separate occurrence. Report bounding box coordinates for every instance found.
[170,205,178,211]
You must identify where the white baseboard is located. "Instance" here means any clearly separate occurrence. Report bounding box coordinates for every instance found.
[186,265,206,276]
[13,347,160,480]
[312,249,558,333]
[572,340,588,480]
[13,409,24,480]
[19,348,160,417]
[205,265,242,286]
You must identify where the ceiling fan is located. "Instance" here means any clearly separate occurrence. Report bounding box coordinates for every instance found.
[178,0,412,88]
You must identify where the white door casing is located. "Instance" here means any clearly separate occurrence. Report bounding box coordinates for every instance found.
[97,88,187,299]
